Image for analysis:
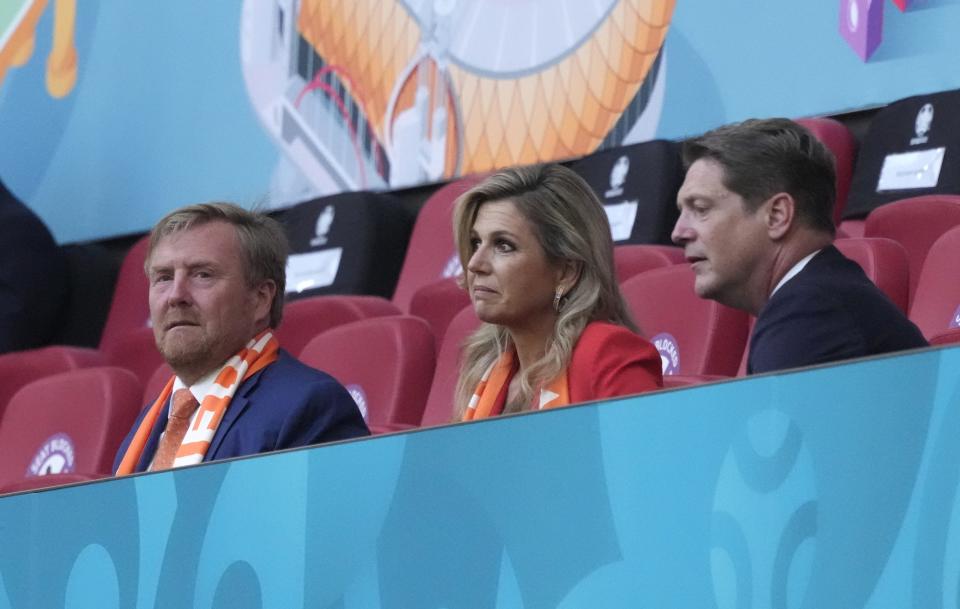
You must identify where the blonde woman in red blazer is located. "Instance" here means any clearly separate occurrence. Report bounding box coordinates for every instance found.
[451,164,662,421]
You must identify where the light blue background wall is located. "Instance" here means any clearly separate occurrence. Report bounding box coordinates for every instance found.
[0,345,957,608]
[2,1,959,243]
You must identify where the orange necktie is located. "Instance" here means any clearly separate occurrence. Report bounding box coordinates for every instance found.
[150,388,199,471]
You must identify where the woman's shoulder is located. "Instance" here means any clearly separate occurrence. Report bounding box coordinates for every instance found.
[575,321,655,351]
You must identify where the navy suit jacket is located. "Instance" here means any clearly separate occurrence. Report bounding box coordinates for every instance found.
[113,350,369,473]
[748,245,928,374]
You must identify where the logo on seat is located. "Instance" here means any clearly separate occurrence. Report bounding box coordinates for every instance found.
[605,155,630,199]
[27,433,76,476]
[310,205,336,246]
[346,384,369,420]
[911,103,934,146]
[652,332,680,375]
[441,252,461,279]
[950,305,960,329]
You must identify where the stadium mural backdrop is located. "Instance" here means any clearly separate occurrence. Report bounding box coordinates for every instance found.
[1,0,958,243]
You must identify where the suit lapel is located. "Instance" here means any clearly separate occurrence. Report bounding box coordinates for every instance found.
[206,366,266,460]
[138,397,171,472]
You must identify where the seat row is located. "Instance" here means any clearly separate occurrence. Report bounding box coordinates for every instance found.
[3,219,959,494]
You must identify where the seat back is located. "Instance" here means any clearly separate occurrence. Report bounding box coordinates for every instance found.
[796,117,857,225]
[0,367,142,485]
[390,175,484,311]
[144,362,175,406]
[845,88,960,221]
[421,305,482,427]
[0,346,104,423]
[97,236,151,352]
[909,225,960,339]
[282,190,413,300]
[613,244,685,283]
[834,237,911,313]
[408,278,472,351]
[299,316,436,428]
[275,295,402,358]
[621,265,749,377]
[569,139,684,244]
[863,195,960,301]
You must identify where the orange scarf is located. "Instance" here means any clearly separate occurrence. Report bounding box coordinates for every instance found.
[463,350,569,420]
[115,330,279,475]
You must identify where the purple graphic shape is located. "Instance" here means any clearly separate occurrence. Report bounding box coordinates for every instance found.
[839,0,883,61]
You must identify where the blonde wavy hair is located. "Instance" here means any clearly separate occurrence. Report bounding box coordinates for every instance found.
[452,164,638,419]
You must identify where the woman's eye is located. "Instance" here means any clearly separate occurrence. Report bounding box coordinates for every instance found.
[469,238,480,251]
[495,239,515,252]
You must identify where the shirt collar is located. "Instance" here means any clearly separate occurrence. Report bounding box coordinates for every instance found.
[770,248,823,297]
[171,367,221,404]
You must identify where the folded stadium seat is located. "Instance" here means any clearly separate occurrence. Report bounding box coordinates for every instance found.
[908,225,960,339]
[408,278,471,351]
[0,472,108,496]
[795,117,858,226]
[97,235,152,353]
[863,195,960,303]
[843,88,960,227]
[0,346,105,423]
[620,265,750,378]
[298,316,436,432]
[0,367,142,488]
[420,305,482,428]
[276,294,402,358]
[390,175,484,311]
[613,244,685,283]
[834,237,911,313]
[568,139,684,245]
[930,328,960,347]
[143,362,174,406]
[282,190,414,300]
[99,327,163,386]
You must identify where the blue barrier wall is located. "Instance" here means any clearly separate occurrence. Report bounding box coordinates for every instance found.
[0,345,958,608]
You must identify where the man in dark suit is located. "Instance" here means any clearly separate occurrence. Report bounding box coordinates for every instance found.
[114,203,367,474]
[671,118,927,374]
[0,179,68,353]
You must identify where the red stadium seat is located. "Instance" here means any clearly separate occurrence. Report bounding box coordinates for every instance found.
[930,328,960,347]
[909,225,960,339]
[662,374,729,389]
[421,305,482,427]
[299,316,436,430]
[101,326,163,386]
[621,265,749,377]
[613,244,685,283]
[275,295,402,357]
[390,175,484,310]
[795,117,857,226]
[97,235,152,353]
[0,472,108,496]
[143,362,174,406]
[0,346,105,422]
[408,278,471,351]
[0,367,142,487]
[834,237,911,313]
[864,195,960,304]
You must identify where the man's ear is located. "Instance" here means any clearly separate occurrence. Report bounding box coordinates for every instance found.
[764,192,796,241]
[254,280,277,322]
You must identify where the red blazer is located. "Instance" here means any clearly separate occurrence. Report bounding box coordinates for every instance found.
[567,321,663,403]
[489,321,663,413]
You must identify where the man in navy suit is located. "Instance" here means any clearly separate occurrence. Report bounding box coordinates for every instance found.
[671,118,927,374]
[114,203,367,473]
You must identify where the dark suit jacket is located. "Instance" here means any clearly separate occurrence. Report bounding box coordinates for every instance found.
[748,246,928,374]
[113,350,369,473]
[0,179,67,352]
